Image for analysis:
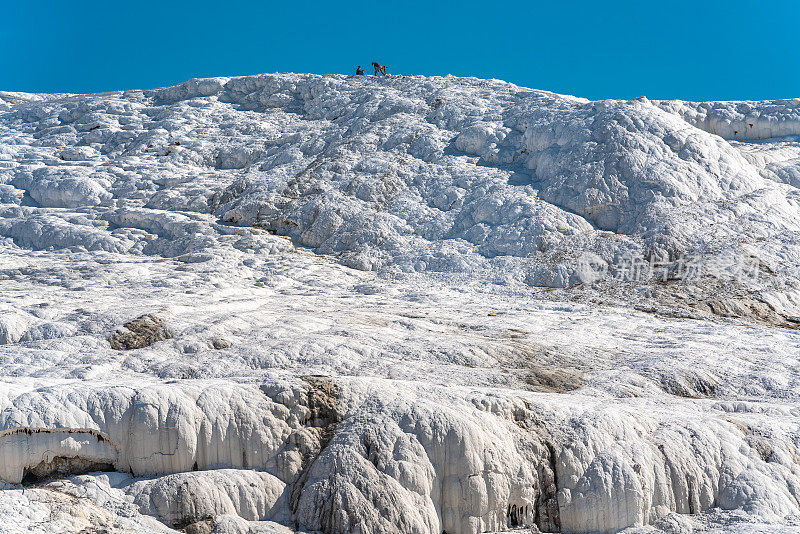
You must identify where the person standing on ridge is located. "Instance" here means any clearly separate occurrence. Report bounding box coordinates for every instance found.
[355,66,365,75]
[372,62,388,76]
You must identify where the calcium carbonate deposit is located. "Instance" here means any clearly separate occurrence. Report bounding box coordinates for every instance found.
[1,73,800,533]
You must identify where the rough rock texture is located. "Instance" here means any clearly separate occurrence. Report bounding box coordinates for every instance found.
[127,469,287,528]
[109,314,174,350]
[0,428,119,484]
[1,74,800,534]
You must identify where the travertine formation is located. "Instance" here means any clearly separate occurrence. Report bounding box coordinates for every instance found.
[1,74,800,533]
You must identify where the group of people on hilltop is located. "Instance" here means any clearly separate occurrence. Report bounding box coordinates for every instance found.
[355,62,388,76]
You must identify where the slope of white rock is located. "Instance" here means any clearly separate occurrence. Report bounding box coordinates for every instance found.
[1,73,800,534]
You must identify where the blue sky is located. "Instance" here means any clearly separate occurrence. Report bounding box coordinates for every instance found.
[2,0,797,101]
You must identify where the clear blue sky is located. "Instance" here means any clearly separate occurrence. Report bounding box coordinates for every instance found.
[2,0,797,101]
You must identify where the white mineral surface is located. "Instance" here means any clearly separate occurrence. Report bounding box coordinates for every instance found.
[1,73,800,533]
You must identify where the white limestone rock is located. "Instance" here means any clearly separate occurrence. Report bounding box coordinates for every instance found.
[1,73,800,534]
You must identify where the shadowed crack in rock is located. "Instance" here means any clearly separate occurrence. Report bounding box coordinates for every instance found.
[510,402,562,532]
[289,376,342,525]
[23,457,115,485]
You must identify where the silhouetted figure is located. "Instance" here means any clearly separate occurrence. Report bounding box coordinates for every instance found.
[355,66,365,75]
[372,62,388,76]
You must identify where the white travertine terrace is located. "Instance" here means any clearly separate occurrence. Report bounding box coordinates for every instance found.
[1,74,800,533]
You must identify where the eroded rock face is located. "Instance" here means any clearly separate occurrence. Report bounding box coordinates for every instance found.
[288,376,342,524]
[0,374,799,533]
[0,428,119,484]
[3,73,800,533]
[109,314,174,350]
[127,470,287,528]
[22,456,115,485]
